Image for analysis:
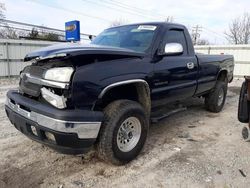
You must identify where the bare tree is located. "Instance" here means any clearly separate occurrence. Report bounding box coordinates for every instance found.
[225,13,250,44]
[0,2,5,19]
[0,3,7,38]
[0,3,18,39]
[1,26,19,39]
[0,3,26,39]
[110,18,128,27]
[0,4,60,41]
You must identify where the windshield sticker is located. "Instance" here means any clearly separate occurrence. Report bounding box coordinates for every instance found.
[131,28,143,32]
[137,25,157,31]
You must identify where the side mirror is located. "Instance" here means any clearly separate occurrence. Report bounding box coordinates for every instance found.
[160,43,183,56]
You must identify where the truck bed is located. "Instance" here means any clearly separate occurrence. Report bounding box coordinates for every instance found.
[194,54,234,95]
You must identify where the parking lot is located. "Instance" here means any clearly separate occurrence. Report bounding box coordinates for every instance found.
[1,78,250,188]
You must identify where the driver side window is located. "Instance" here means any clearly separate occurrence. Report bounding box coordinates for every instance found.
[164,29,188,55]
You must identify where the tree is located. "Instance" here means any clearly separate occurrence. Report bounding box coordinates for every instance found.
[1,26,18,39]
[28,28,39,39]
[0,3,60,41]
[42,32,59,41]
[0,3,19,39]
[0,2,5,19]
[225,13,250,44]
[27,27,60,41]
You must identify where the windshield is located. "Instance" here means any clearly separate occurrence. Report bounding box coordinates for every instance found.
[91,24,157,52]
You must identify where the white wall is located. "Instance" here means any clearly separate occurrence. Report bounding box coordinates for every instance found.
[195,45,250,77]
[0,39,57,77]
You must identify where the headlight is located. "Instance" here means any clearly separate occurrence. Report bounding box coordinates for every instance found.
[41,87,67,109]
[44,67,74,82]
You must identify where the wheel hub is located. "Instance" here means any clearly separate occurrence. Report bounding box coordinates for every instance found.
[117,117,141,152]
[128,132,133,139]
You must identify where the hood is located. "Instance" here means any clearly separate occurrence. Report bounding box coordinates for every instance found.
[24,43,145,61]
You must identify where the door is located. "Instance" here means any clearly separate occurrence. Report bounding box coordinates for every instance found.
[151,29,198,107]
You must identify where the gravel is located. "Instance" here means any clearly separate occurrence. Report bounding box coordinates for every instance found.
[1,78,250,188]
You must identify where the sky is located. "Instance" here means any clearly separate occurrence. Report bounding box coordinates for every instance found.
[1,0,250,44]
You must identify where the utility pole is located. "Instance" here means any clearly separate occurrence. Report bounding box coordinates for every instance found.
[165,16,174,23]
[192,25,202,45]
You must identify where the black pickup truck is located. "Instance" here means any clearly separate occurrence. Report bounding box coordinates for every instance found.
[5,22,234,165]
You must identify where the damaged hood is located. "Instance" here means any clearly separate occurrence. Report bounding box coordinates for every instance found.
[24,43,145,61]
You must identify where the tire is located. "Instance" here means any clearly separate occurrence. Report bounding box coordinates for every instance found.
[97,100,149,165]
[238,81,249,123]
[242,126,250,141]
[205,80,228,113]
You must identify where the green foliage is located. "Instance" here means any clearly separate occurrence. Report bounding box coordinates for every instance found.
[28,27,60,41]
[42,32,59,41]
[29,28,39,38]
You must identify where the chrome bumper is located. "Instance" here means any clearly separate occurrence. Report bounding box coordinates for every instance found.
[5,97,101,139]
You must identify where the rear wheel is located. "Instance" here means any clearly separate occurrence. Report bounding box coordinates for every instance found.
[97,100,149,165]
[205,80,228,113]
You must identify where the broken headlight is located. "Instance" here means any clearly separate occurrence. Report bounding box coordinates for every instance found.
[41,87,67,109]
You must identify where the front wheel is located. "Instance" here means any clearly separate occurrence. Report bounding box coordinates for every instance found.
[205,80,228,113]
[97,100,149,165]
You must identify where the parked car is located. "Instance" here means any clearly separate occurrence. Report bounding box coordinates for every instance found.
[238,76,250,141]
[5,22,234,165]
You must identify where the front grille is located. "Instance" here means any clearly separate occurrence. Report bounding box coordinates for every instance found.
[19,79,41,97]
[19,65,45,97]
[28,66,45,77]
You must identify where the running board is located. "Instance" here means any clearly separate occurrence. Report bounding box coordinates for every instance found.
[150,107,187,123]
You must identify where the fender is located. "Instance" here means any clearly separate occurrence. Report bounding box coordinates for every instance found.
[97,79,151,116]
[98,79,150,99]
[216,69,228,81]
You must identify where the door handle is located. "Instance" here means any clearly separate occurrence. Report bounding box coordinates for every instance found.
[187,62,194,69]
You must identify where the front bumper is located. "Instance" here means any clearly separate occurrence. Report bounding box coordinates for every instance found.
[5,90,103,154]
